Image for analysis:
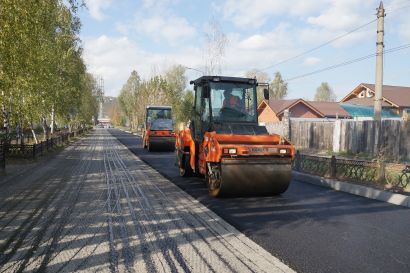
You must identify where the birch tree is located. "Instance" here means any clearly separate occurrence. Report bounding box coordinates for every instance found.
[203,19,228,75]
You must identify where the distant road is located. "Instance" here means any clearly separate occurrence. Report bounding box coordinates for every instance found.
[111,128,410,273]
[0,129,293,273]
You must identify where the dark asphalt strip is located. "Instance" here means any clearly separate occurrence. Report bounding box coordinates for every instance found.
[110,128,410,273]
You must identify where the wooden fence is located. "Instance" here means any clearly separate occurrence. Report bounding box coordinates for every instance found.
[265,119,410,161]
[290,121,334,151]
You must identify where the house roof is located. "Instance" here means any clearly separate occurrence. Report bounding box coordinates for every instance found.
[260,99,351,118]
[341,83,410,108]
[308,101,351,118]
[342,97,391,107]
[361,83,410,107]
[340,104,400,118]
[264,99,300,114]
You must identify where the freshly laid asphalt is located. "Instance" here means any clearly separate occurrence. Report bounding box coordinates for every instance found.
[111,128,410,273]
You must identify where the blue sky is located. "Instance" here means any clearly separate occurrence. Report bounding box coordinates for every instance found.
[79,0,410,99]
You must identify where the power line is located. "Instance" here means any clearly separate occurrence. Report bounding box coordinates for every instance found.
[385,0,410,13]
[183,66,205,75]
[259,18,377,72]
[285,43,410,82]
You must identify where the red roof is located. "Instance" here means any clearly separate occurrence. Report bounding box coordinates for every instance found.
[308,101,351,118]
[262,99,351,118]
[265,99,300,114]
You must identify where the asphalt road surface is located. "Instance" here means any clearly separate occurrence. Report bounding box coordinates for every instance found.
[0,130,294,273]
[111,128,410,273]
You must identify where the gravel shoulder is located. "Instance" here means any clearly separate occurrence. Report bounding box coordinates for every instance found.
[0,129,295,273]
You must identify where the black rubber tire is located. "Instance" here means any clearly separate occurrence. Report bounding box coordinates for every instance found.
[179,155,193,177]
[147,141,153,152]
[206,165,222,197]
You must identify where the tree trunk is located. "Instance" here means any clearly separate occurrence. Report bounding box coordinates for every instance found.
[2,103,9,142]
[30,122,38,144]
[50,104,55,135]
[42,116,48,141]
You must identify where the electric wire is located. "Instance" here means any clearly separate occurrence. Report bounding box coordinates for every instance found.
[385,0,410,13]
[259,19,377,71]
[183,66,205,75]
[258,2,409,73]
[285,43,410,82]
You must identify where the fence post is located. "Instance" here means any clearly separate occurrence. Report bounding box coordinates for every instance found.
[295,150,301,171]
[33,144,36,158]
[283,109,291,141]
[378,161,386,184]
[330,155,337,178]
[332,119,341,153]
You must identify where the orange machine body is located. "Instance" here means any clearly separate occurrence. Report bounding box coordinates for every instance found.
[175,75,295,197]
[143,105,175,151]
[176,129,294,175]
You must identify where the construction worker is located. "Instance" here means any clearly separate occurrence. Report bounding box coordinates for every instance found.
[223,89,242,110]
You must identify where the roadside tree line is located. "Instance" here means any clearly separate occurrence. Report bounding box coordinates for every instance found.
[118,65,193,130]
[0,0,98,143]
[117,67,338,130]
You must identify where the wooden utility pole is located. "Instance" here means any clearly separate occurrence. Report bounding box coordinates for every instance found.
[374,1,385,121]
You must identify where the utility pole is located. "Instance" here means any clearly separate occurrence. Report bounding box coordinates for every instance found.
[374,1,385,155]
[374,1,385,121]
[97,77,104,122]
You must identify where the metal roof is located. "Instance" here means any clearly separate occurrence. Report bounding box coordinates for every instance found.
[340,103,399,118]
[361,83,410,107]
[262,99,351,118]
[341,83,410,108]
[189,76,256,85]
[146,105,172,109]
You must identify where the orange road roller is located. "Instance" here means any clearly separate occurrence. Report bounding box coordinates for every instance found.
[143,106,176,152]
[175,76,295,197]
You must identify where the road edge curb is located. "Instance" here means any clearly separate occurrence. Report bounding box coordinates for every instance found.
[293,171,410,208]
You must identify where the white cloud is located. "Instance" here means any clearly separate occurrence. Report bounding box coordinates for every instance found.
[221,27,299,76]
[137,16,196,45]
[238,34,272,50]
[142,0,180,9]
[238,23,293,50]
[396,8,410,43]
[221,0,328,28]
[399,24,410,43]
[219,0,378,50]
[85,0,112,21]
[306,0,374,31]
[298,26,372,48]
[304,57,321,66]
[82,35,202,96]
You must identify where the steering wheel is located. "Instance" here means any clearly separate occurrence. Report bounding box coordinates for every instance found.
[220,107,246,117]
